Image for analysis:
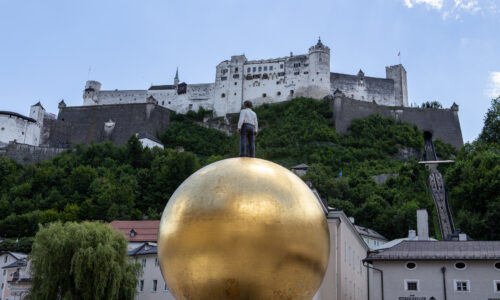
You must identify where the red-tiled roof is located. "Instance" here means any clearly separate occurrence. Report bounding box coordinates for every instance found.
[109,220,160,242]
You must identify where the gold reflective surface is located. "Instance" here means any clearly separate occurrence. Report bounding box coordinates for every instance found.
[158,158,330,300]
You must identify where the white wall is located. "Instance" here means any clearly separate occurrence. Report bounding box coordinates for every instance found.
[0,115,41,146]
[371,260,500,300]
[314,211,369,300]
[133,254,175,300]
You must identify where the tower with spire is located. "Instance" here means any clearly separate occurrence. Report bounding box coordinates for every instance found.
[174,67,179,86]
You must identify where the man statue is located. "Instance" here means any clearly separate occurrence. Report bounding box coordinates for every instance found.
[237,100,258,157]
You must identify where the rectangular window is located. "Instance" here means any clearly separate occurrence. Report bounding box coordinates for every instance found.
[264,66,267,71]
[235,67,238,72]
[139,280,144,292]
[221,76,227,81]
[278,72,285,77]
[141,258,146,267]
[253,67,256,72]
[164,283,169,291]
[233,74,239,79]
[303,71,309,74]
[152,280,158,292]
[455,280,470,292]
[405,280,419,291]
[222,69,228,74]
[294,71,300,75]
[155,257,159,267]
[280,64,284,69]
[247,67,251,72]
[258,66,262,71]
[4,256,7,263]
[270,66,273,71]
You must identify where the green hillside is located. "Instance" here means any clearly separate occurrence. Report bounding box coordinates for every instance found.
[1,97,499,251]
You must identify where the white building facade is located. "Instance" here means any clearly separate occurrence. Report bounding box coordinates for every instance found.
[0,103,46,147]
[82,39,409,117]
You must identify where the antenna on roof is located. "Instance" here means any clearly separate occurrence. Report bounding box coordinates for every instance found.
[87,65,92,80]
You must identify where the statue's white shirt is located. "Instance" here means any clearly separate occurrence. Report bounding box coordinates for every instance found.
[237,108,258,132]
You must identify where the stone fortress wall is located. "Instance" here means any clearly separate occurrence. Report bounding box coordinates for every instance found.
[82,39,408,117]
[0,102,48,147]
[332,94,463,149]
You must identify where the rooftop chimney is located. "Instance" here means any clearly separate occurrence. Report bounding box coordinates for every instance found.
[417,209,429,240]
[459,233,467,241]
[408,230,416,240]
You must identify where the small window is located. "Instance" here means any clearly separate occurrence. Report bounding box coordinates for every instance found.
[233,74,239,79]
[222,69,228,74]
[294,71,300,75]
[247,67,251,72]
[168,101,171,104]
[270,66,273,71]
[303,71,308,74]
[455,280,470,292]
[234,93,236,95]
[235,67,238,72]
[280,64,284,69]
[4,256,7,263]
[1,127,4,130]
[162,101,164,105]
[221,93,226,98]
[155,257,159,267]
[152,279,157,292]
[494,262,500,270]
[264,66,267,71]
[221,76,227,81]
[455,262,466,270]
[277,91,281,96]
[290,90,294,95]
[234,82,237,85]
[141,258,146,267]
[258,66,262,71]
[262,93,266,98]
[405,280,419,291]
[406,262,417,270]
[189,104,193,110]
[21,131,24,135]
[253,67,256,72]
[164,283,169,291]
[139,280,144,291]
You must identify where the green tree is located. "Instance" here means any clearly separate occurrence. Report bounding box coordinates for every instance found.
[421,101,443,109]
[478,97,500,144]
[30,222,141,300]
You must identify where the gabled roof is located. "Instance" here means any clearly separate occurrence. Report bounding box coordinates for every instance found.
[366,240,500,261]
[109,220,160,242]
[354,225,388,241]
[148,85,176,90]
[291,163,310,170]
[128,242,158,256]
[0,251,28,261]
[137,132,163,145]
[3,259,27,269]
[0,111,36,123]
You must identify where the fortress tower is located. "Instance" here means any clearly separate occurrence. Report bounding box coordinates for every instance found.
[83,80,102,105]
[306,38,331,99]
[385,65,408,107]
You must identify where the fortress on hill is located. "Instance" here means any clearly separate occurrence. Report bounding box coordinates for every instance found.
[83,38,408,117]
[1,39,464,164]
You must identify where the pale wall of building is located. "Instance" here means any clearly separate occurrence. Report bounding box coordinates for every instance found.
[314,211,369,300]
[370,260,500,300]
[133,254,174,300]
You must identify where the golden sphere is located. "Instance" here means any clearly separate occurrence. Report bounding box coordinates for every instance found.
[158,158,330,300]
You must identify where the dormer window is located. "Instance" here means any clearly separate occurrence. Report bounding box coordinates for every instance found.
[130,229,136,237]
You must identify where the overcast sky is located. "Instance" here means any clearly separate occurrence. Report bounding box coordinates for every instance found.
[0,0,499,142]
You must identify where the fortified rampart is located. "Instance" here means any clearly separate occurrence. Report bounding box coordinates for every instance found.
[42,102,171,147]
[332,96,463,149]
[0,142,66,165]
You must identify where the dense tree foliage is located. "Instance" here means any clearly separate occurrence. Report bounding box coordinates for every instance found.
[0,138,200,238]
[30,222,141,300]
[478,96,500,144]
[1,96,498,248]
